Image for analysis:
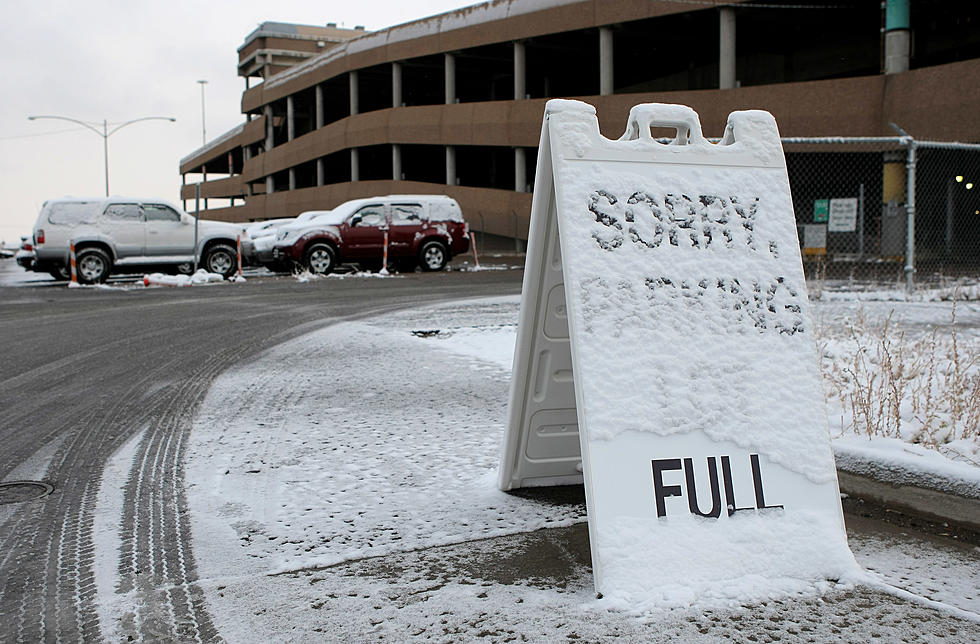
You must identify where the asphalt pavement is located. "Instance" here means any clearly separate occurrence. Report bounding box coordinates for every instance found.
[0,261,523,642]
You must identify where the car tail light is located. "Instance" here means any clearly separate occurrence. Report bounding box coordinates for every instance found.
[23,242,33,251]
[35,229,45,245]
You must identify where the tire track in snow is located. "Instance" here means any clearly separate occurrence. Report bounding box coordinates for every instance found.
[111,345,255,642]
[0,355,185,642]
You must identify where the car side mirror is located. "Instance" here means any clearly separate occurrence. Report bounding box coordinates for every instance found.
[350,214,362,227]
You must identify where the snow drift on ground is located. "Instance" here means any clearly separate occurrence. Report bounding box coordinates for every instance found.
[169,295,980,641]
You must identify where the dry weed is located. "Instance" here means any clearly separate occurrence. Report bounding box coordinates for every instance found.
[817,297,980,452]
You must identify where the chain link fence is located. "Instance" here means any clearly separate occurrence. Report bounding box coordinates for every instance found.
[781,136,980,295]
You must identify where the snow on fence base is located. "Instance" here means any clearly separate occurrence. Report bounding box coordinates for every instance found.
[499,100,859,603]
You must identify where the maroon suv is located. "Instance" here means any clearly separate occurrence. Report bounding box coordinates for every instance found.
[271,195,470,274]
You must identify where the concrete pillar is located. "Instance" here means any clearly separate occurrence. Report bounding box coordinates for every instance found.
[599,27,613,96]
[286,95,295,141]
[315,84,324,129]
[884,0,910,74]
[349,70,359,115]
[316,159,324,186]
[289,169,296,191]
[445,53,456,104]
[351,148,360,182]
[515,147,526,192]
[392,144,402,181]
[264,105,274,152]
[392,62,403,107]
[241,149,251,193]
[264,104,274,195]
[719,7,736,89]
[446,146,456,186]
[513,41,526,99]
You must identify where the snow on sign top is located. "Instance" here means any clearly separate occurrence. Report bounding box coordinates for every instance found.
[500,100,858,606]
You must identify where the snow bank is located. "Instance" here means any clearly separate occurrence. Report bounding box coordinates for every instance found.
[834,435,980,499]
[181,296,980,638]
[142,269,227,287]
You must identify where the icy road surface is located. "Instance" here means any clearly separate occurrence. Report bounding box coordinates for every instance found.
[93,296,980,641]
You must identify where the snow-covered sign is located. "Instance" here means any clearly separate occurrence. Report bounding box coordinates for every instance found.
[499,100,857,604]
[828,197,858,232]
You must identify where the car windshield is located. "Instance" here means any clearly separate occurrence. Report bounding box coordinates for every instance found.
[308,211,348,225]
[328,200,377,220]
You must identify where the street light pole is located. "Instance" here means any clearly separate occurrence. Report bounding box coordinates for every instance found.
[197,80,208,145]
[103,119,109,196]
[28,115,176,196]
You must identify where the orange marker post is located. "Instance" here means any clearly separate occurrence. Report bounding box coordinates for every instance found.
[69,240,78,285]
[381,231,390,274]
[236,234,244,278]
[469,232,480,269]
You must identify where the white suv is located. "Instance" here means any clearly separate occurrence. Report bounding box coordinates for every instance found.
[30,197,245,283]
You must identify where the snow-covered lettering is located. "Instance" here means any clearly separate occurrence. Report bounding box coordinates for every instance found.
[587,190,775,255]
[643,276,805,335]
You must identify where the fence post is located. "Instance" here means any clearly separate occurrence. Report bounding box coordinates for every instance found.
[857,183,865,256]
[904,139,917,295]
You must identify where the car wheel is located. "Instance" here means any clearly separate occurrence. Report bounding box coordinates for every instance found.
[418,241,448,272]
[305,243,336,275]
[203,244,237,278]
[175,262,194,275]
[49,265,70,281]
[76,248,111,284]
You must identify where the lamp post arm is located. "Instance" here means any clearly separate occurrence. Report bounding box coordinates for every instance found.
[105,116,176,138]
[28,115,106,138]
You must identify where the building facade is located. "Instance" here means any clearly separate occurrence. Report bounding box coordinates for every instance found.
[179,0,980,249]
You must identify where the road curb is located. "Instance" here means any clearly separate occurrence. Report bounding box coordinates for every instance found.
[837,469,980,534]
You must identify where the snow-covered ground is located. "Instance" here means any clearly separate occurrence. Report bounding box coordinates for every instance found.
[122,293,980,641]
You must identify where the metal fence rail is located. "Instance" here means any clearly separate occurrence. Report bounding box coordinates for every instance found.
[780,135,980,294]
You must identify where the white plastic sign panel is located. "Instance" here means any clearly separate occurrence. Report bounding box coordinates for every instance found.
[498,116,584,491]
[500,100,857,603]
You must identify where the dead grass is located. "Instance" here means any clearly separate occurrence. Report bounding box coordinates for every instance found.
[816,298,980,456]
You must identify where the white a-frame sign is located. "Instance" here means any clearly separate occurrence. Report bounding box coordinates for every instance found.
[499,100,858,604]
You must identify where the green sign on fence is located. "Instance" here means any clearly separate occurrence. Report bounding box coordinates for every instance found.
[813,199,829,223]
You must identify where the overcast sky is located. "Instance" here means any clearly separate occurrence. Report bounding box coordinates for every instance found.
[0,0,476,244]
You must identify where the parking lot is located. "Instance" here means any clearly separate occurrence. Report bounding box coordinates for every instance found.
[1,257,978,642]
